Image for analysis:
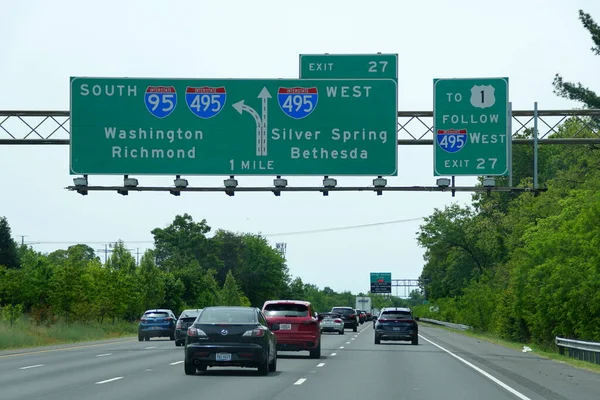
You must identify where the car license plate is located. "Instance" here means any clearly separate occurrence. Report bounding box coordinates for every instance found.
[153,326,161,330]
[280,324,292,330]
[216,353,232,361]
[393,327,401,331]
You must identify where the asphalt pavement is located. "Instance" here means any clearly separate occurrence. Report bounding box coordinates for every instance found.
[1,322,599,400]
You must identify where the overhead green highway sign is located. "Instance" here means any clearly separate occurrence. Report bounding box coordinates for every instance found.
[299,53,398,83]
[70,77,398,176]
[433,77,510,176]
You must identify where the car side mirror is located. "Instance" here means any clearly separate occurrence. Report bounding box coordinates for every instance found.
[271,324,280,331]
[415,317,420,321]
[317,314,324,321]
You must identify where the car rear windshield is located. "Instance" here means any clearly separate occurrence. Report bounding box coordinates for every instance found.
[180,310,202,318]
[263,303,309,317]
[143,312,169,318]
[380,312,412,320]
[332,308,353,314]
[197,308,257,324]
[322,314,340,319]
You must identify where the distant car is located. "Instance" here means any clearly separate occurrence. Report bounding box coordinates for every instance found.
[175,309,203,346]
[262,300,322,358]
[357,310,366,324]
[331,307,358,332]
[374,307,419,345]
[319,312,344,335]
[184,306,278,376]
[138,309,177,341]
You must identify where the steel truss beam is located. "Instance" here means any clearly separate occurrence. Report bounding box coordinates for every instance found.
[1,109,599,145]
[65,185,547,196]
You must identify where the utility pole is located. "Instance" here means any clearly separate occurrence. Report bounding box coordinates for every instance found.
[18,235,27,246]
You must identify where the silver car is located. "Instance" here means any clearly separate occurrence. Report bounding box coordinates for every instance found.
[319,312,344,334]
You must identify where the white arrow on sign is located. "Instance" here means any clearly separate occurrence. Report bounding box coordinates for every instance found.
[232,100,263,156]
[257,87,272,157]
[232,87,272,157]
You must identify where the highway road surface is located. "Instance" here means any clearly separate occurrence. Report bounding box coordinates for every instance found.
[1,322,599,400]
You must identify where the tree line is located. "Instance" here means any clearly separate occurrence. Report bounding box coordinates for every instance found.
[0,213,420,325]
[414,10,600,347]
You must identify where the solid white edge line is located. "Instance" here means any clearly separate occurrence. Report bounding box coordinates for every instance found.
[19,364,44,370]
[169,361,184,365]
[95,377,123,385]
[419,335,532,400]
[317,362,325,367]
[96,353,112,357]
[294,378,307,385]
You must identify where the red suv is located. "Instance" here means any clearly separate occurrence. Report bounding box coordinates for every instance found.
[262,300,322,358]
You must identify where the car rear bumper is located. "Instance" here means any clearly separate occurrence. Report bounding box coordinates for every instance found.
[185,343,267,367]
[175,329,187,341]
[375,329,417,340]
[275,334,319,350]
[321,326,343,332]
[139,328,173,337]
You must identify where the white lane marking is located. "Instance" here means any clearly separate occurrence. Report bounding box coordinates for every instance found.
[96,353,112,357]
[330,353,337,356]
[294,378,307,385]
[169,361,184,365]
[145,346,156,349]
[19,364,44,370]
[317,362,325,367]
[95,377,123,385]
[351,338,356,340]
[346,341,351,344]
[420,335,532,400]
[339,346,345,349]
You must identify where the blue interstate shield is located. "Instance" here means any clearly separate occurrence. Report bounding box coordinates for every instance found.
[277,87,318,119]
[185,86,227,119]
[436,129,467,153]
[144,86,177,119]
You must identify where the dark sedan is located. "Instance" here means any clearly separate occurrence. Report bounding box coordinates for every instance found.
[184,306,279,376]
[175,309,203,346]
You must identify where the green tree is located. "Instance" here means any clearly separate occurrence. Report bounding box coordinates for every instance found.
[0,217,20,269]
[553,10,600,109]
[151,214,212,270]
[219,270,250,306]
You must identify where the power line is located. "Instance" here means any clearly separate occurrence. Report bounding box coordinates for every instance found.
[262,217,424,237]
[22,217,425,244]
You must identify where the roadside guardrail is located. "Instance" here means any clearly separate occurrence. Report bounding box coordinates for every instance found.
[419,318,472,331]
[556,337,600,365]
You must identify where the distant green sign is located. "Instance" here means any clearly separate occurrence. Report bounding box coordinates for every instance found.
[433,77,510,176]
[70,77,398,176]
[299,54,398,83]
[370,272,391,294]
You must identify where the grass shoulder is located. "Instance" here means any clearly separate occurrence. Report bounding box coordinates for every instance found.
[0,317,137,350]
[420,321,600,374]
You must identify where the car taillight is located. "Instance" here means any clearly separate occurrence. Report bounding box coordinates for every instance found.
[176,320,181,329]
[140,318,147,323]
[187,327,206,337]
[334,319,342,323]
[349,314,355,318]
[243,328,265,337]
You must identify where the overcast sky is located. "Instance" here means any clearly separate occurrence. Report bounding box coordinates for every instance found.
[1,0,599,296]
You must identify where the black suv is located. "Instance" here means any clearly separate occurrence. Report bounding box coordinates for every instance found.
[175,309,203,346]
[374,307,419,345]
[331,307,358,332]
